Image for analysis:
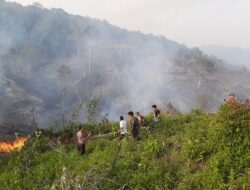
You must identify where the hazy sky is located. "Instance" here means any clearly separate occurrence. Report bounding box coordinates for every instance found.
[7,0,250,48]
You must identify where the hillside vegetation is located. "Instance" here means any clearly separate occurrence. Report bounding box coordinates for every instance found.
[0,103,249,190]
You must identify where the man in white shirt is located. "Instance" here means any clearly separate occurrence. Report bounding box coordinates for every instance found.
[119,116,127,140]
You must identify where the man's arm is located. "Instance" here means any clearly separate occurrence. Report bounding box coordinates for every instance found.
[155,111,160,120]
[156,113,160,119]
[120,126,124,133]
[75,134,79,146]
[83,133,93,142]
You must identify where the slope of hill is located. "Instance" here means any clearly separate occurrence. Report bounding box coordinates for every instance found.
[0,103,249,189]
[200,45,250,68]
[0,0,250,132]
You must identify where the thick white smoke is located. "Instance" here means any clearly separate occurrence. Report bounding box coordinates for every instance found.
[0,1,250,130]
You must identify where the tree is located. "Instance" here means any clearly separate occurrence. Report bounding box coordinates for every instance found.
[85,98,99,124]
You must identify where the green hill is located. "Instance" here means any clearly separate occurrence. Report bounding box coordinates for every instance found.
[1,0,250,131]
[0,103,249,190]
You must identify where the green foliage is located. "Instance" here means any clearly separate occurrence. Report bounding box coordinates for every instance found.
[85,98,99,124]
[0,104,250,189]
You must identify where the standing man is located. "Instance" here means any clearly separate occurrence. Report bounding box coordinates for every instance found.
[225,93,238,104]
[76,125,90,155]
[128,111,140,141]
[119,116,127,140]
[136,112,147,129]
[150,105,160,129]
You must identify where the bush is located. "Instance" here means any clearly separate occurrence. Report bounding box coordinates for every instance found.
[0,104,250,189]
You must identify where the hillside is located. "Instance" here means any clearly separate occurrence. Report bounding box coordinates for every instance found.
[0,103,249,189]
[200,45,250,68]
[0,0,250,134]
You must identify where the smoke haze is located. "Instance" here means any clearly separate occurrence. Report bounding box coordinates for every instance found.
[0,1,250,133]
[7,0,250,49]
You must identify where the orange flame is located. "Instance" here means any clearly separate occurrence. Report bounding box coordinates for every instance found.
[0,137,28,153]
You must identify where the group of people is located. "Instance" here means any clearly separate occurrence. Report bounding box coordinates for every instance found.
[76,104,161,155]
[75,92,250,155]
[119,105,160,141]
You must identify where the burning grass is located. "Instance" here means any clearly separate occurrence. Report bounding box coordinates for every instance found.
[0,136,28,153]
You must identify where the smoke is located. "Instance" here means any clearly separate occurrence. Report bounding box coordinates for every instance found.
[0,1,250,130]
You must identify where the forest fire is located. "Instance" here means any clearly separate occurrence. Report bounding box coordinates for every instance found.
[0,137,28,153]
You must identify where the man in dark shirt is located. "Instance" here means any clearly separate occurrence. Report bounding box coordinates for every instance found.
[128,111,140,141]
[152,105,160,121]
[150,105,160,129]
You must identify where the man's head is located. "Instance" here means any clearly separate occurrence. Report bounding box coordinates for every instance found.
[152,105,157,111]
[128,111,134,120]
[229,93,235,98]
[79,125,84,132]
[135,112,140,116]
[120,116,124,121]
